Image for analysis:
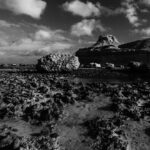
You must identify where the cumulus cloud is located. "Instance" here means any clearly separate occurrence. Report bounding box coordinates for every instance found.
[141,0,150,5]
[0,0,47,19]
[71,19,106,37]
[1,38,73,57]
[121,0,141,27]
[35,30,52,40]
[0,20,20,27]
[34,29,68,41]
[62,0,149,27]
[0,37,73,57]
[62,0,133,18]
[0,20,74,57]
[134,27,150,36]
[63,0,100,17]
[119,0,148,27]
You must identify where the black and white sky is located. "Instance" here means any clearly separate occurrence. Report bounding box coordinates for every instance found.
[0,0,150,63]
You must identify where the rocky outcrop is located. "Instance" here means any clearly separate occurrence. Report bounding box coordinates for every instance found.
[76,35,150,66]
[76,35,120,57]
[91,34,120,51]
[36,53,80,72]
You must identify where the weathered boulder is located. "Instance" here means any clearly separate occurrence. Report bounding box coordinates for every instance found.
[36,53,80,72]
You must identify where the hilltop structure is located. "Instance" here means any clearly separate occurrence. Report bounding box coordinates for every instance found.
[76,35,150,67]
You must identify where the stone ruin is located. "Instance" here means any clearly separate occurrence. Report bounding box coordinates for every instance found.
[36,53,80,72]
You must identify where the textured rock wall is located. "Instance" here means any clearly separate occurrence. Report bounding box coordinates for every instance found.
[36,53,80,72]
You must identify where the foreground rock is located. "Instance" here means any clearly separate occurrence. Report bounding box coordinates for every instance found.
[83,116,128,150]
[0,72,150,150]
[36,53,80,72]
[0,125,59,150]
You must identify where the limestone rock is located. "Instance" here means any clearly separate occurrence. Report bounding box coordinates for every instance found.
[92,35,120,50]
[76,34,120,58]
[36,53,80,72]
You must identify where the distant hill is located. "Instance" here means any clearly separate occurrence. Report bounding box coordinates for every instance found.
[119,38,150,50]
[76,35,150,66]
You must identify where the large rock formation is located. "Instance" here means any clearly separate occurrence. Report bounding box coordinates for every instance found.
[91,35,120,51]
[36,53,80,72]
[76,35,120,56]
[76,35,150,67]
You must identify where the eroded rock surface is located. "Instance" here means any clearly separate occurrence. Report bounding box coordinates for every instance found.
[36,53,80,72]
[0,72,150,150]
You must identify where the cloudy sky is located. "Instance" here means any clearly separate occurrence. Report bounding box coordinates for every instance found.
[0,0,150,63]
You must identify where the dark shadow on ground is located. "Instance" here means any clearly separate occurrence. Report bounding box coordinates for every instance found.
[145,128,150,137]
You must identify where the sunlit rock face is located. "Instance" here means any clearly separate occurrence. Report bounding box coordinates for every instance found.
[76,35,120,57]
[91,35,120,51]
[36,53,80,72]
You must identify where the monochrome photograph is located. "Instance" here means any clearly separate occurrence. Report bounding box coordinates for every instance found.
[0,0,150,150]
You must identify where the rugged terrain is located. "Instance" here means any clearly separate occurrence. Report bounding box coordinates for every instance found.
[0,72,150,150]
